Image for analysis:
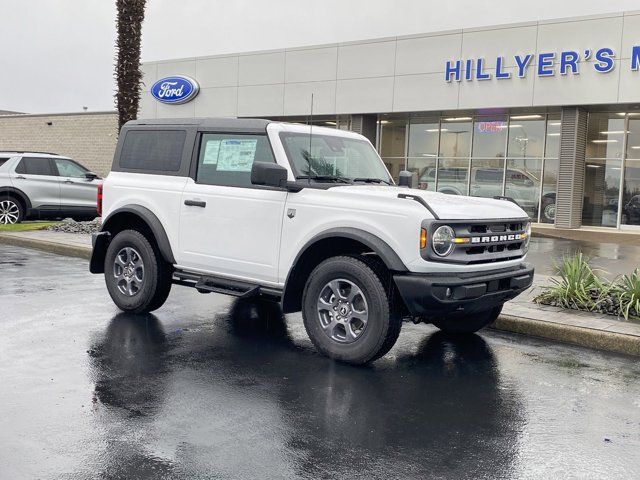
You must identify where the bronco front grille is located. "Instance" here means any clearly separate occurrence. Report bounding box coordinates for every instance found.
[424,220,528,265]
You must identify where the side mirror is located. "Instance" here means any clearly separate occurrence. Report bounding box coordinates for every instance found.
[251,162,287,188]
[85,172,99,181]
[397,170,412,188]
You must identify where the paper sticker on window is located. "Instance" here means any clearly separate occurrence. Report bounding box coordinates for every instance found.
[202,140,221,165]
[217,139,257,172]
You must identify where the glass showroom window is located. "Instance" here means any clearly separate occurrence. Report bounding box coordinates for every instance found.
[437,117,472,194]
[622,115,640,228]
[540,115,561,224]
[583,113,624,227]
[407,118,439,190]
[470,116,508,200]
[506,115,546,220]
[379,118,407,182]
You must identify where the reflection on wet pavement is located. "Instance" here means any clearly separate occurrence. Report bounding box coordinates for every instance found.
[1,245,640,479]
[528,237,640,277]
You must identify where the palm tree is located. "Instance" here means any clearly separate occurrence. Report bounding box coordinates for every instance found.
[115,0,146,130]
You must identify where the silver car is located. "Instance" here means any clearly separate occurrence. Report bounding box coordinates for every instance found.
[0,152,102,224]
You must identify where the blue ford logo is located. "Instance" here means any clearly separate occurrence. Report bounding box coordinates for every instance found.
[151,76,200,104]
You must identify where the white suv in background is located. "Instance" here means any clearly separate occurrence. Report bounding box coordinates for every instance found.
[90,118,534,365]
[0,152,101,224]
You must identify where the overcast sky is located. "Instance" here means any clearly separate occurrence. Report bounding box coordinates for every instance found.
[1,0,638,114]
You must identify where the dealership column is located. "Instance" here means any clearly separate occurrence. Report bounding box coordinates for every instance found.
[555,108,588,229]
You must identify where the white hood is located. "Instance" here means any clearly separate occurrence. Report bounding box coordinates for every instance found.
[333,185,529,220]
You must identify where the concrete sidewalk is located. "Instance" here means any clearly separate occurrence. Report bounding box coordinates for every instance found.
[1,229,639,356]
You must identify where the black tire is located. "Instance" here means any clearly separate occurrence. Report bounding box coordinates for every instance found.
[301,255,402,365]
[0,195,25,224]
[431,305,502,334]
[104,229,172,313]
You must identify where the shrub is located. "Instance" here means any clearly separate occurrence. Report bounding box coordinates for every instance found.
[534,253,604,311]
[610,269,640,320]
[534,253,639,321]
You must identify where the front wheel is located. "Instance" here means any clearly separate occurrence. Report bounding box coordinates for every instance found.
[431,305,502,334]
[302,255,401,365]
[104,229,173,313]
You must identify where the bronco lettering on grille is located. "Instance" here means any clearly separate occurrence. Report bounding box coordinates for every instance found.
[470,233,525,244]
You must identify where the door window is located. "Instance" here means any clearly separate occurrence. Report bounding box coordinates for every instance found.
[196,134,275,187]
[15,157,54,176]
[54,159,88,178]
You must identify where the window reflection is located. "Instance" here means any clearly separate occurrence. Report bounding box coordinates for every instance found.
[440,119,472,158]
[472,117,507,158]
[506,159,542,219]
[583,158,621,227]
[507,118,545,158]
[436,158,470,195]
[470,159,504,198]
[623,118,640,226]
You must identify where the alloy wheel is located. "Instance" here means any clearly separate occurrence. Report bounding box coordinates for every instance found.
[316,278,369,344]
[113,247,145,296]
[0,200,20,224]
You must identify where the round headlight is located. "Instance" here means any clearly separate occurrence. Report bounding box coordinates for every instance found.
[432,225,455,257]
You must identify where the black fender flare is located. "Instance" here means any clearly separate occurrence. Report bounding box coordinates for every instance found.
[295,228,407,272]
[0,187,32,211]
[281,227,408,313]
[90,205,176,274]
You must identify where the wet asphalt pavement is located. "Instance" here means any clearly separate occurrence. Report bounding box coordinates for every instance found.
[527,236,640,278]
[1,245,640,480]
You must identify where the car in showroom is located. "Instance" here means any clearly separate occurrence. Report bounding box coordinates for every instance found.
[0,151,101,224]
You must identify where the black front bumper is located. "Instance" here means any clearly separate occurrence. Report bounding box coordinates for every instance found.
[393,263,534,318]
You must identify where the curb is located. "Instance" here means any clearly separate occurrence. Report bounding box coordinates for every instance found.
[492,314,640,357]
[0,233,91,260]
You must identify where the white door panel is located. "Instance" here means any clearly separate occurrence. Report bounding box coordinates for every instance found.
[179,180,287,284]
[59,177,100,208]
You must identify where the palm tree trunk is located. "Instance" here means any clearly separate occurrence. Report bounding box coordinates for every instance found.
[115,0,146,130]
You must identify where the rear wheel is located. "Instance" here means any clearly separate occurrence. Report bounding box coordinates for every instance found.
[0,196,24,224]
[431,305,502,334]
[104,230,172,313]
[302,255,401,365]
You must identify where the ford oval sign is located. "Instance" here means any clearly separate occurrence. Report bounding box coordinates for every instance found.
[151,76,200,104]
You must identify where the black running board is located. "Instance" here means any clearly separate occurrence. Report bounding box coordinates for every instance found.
[173,269,282,300]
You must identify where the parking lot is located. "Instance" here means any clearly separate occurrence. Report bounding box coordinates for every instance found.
[1,244,640,479]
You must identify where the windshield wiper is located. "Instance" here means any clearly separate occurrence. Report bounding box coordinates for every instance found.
[296,175,351,184]
[352,177,392,185]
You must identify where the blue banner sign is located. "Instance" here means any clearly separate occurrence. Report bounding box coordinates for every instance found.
[445,46,640,82]
[151,76,200,104]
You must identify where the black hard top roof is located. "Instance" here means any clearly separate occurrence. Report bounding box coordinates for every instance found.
[125,117,271,132]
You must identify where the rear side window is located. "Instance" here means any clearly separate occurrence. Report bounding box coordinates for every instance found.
[15,157,54,176]
[196,134,275,187]
[119,130,186,172]
[0,158,9,167]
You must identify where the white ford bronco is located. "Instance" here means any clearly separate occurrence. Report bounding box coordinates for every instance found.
[90,118,534,364]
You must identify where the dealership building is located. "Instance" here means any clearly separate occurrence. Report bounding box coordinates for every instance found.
[138,10,640,231]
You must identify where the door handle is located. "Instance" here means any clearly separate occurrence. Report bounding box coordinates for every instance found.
[184,199,206,208]
[14,175,25,180]
[64,179,74,184]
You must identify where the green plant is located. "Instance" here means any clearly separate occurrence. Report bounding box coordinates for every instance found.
[534,253,605,311]
[610,269,640,320]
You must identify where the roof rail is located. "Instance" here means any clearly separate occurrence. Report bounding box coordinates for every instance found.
[0,150,61,156]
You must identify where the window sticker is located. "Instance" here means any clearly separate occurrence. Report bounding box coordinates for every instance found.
[217,139,257,172]
[202,140,221,165]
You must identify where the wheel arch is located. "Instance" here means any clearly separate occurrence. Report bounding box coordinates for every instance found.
[90,205,175,274]
[281,228,407,313]
[0,187,32,212]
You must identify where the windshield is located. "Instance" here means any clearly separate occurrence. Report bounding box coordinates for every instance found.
[279,132,392,183]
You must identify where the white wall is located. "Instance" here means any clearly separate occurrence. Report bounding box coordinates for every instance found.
[139,11,640,119]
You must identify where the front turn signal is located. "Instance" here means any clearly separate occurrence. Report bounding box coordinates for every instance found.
[420,228,427,249]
